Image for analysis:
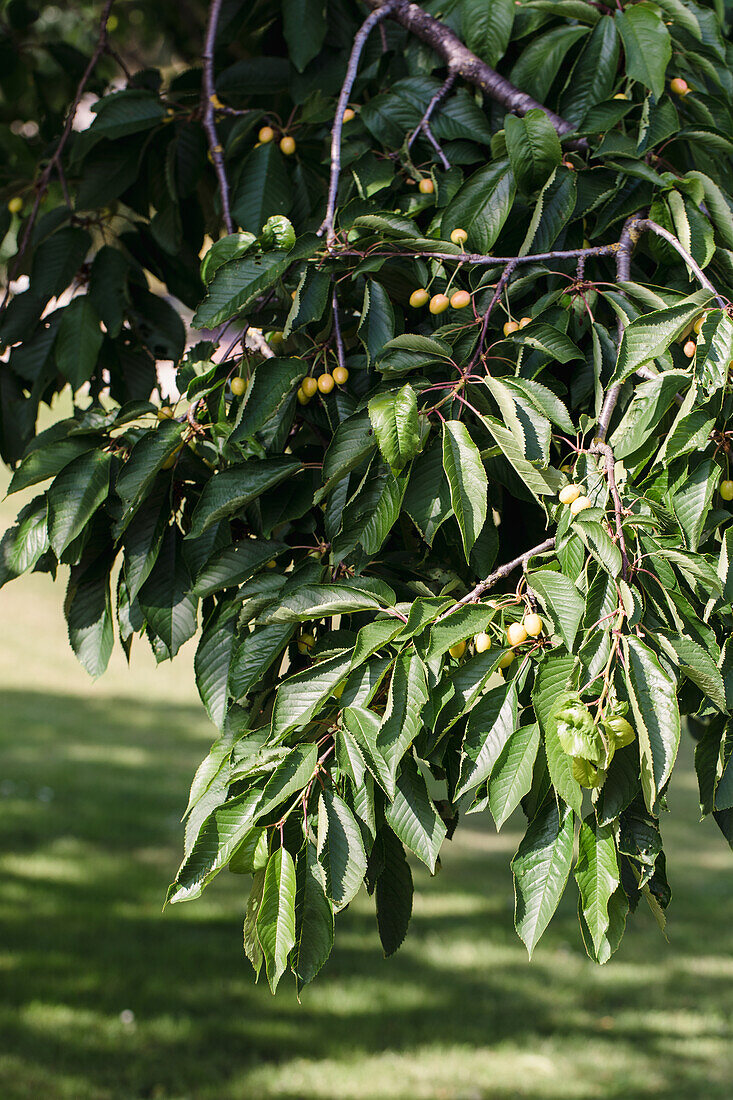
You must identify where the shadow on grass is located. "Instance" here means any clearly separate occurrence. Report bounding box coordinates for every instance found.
[1,690,732,1100]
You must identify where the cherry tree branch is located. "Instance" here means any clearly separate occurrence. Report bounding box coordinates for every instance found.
[336,242,622,267]
[632,217,726,308]
[590,439,630,580]
[202,0,234,235]
[439,537,556,619]
[407,72,455,171]
[331,288,346,374]
[595,217,635,441]
[1,0,117,316]
[364,0,578,138]
[318,1,398,244]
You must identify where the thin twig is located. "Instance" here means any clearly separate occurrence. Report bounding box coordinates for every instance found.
[596,218,635,441]
[317,1,398,244]
[590,439,630,580]
[632,217,726,308]
[407,72,455,171]
[439,537,556,619]
[331,287,346,374]
[0,0,117,315]
[202,0,233,234]
[471,260,516,371]
[336,242,621,267]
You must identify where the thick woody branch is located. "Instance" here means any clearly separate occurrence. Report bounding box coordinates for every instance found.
[337,242,621,267]
[318,2,397,244]
[202,0,234,235]
[364,0,578,138]
[440,537,556,619]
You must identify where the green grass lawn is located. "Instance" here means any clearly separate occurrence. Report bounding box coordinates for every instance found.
[1,461,733,1099]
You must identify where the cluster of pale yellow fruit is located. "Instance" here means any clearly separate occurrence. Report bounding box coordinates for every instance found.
[446,611,544,669]
[296,366,349,405]
[559,483,592,515]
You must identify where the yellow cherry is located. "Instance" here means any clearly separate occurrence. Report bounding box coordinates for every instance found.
[498,651,514,669]
[317,373,335,394]
[450,290,471,310]
[301,376,318,398]
[683,339,696,357]
[524,613,543,637]
[429,293,450,315]
[419,178,435,195]
[409,288,430,308]
[448,640,466,659]
[342,108,355,123]
[670,77,689,96]
[570,495,592,515]
[507,622,528,647]
[474,632,491,653]
[332,366,349,384]
[7,196,23,214]
[230,376,246,396]
[258,126,275,143]
[503,320,519,336]
[280,135,296,155]
[720,480,733,501]
[450,228,468,246]
[157,406,174,420]
[519,316,532,328]
[559,484,582,505]
[296,388,310,405]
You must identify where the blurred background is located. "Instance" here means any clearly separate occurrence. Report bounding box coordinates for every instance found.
[1,402,733,1100]
[1,1,733,1097]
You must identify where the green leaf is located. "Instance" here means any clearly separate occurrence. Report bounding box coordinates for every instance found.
[230,143,292,236]
[7,434,98,495]
[90,89,165,139]
[256,743,318,824]
[228,358,306,447]
[613,291,712,382]
[55,297,103,391]
[656,632,726,712]
[342,705,394,794]
[357,281,395,368]
[694,310,733,397]
[271,652,352,740]
[512,797,574,957]
[375,827,413,957]
[376,334,453,377]
[282,0,327,70]
[384,755,447,872]
[259,583,387,623]
[200,232,257,283]
[368,384,420,473]
[229,623,295,699]
[169,787,263,903]
[115,420,186,525]
[376,650,429,789]
[609,372,689,459]
[187,458,301,539]
[504,109,562,194]
[138,526,198,659]
[672,458,717,552]
[527,569,585,652]
[574,818,620,958]
[315,411,376,503]
[121,476,170,600]
[0,495,49,589]
[293,843,334,988]
[285,268,330,336]
[615,4,671,100]
[193,251,292,329]
[402,440,452,545]
[623,636,681,815]
[442,420,488,560]
[194,602,238,729]
[463,0,515,66]
[193,539,286,598]
[559,16,619,127]
[257,847,297,993]
[47,450,112,556]
[455,681,518,800]
[488,723,541,831]
[425,605,496,661]
[441,160,516,253]
[511,26,589,102]
[243,869,265,978]
[317,789,367,911]
[65,554,114,679]
[532,655,583,814]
